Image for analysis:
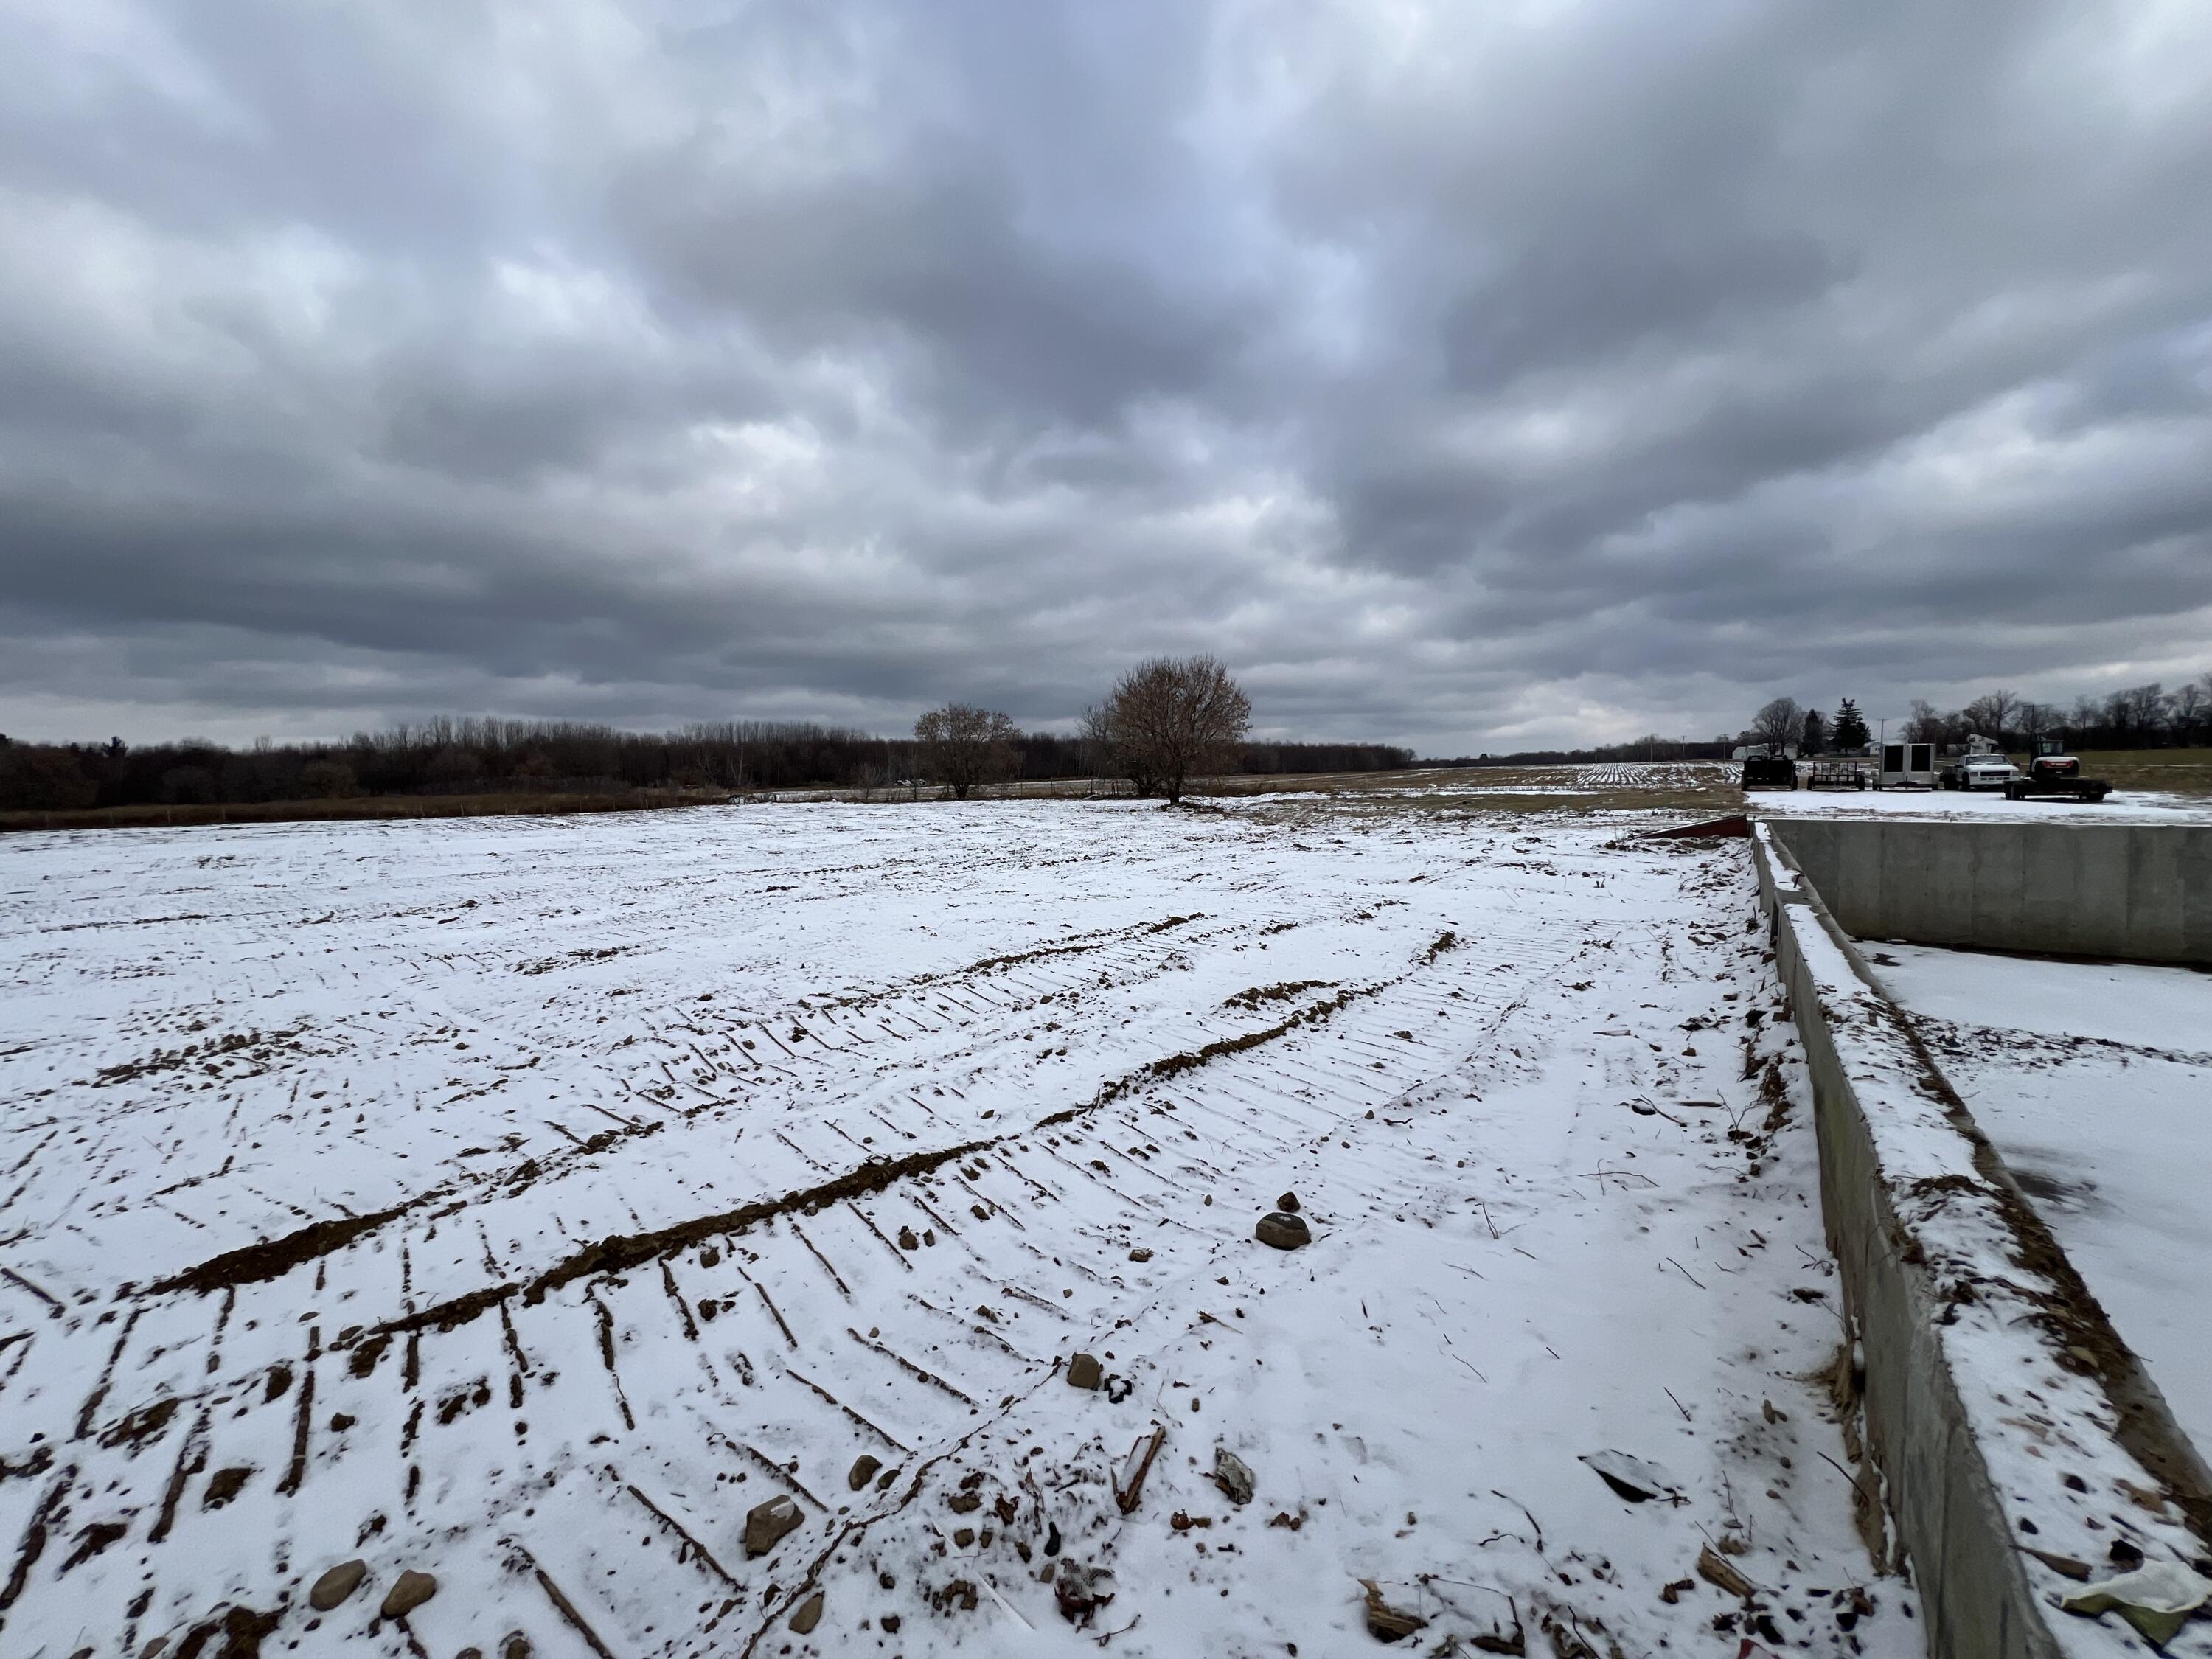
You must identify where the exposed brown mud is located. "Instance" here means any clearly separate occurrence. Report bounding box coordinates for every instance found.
[145,1203,419,1297]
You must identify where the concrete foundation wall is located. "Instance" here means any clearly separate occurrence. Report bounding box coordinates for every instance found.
[1753,838,2060,1659]
[1767,819,2212,964]
[1751,826,2212,1659]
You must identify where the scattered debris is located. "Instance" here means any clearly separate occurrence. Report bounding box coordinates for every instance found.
[1360,1579,1427,1642]
[1211,1447,1256,1506]
[1115,1425,1167,1513]
[1579,1450,1680,1503]
[2058,1561,2212,1648]
[1255,1211,1311,1250]
[1696,1545,1756,1599]
[2022,1546,2093,1582]
[1056,1562,1114,1627]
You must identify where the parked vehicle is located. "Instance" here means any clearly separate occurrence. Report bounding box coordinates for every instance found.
[1941,752,2019,790]
[1878,742,1937,789]
[2003,742,2111,803]
[1740,750,1797,790]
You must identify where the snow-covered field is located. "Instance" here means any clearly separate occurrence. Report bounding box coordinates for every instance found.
[1870,944,2212,1457]
[0,802,1914,1658]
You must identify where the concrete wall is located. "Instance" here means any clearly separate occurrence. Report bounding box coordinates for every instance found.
[1752,827,2212,1659]
[1754,836,2059,1659]
[1768,818,2212,963]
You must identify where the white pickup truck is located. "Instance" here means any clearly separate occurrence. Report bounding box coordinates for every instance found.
[1939,751,2019,790]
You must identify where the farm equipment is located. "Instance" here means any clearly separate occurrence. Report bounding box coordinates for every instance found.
[2003,741,2111,803]
[1740,751,1797,790]
[1805,761,1870,790]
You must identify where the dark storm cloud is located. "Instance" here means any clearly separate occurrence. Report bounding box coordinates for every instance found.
[2,0,2210,752]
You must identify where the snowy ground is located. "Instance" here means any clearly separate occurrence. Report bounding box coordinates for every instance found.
[1869,944,2212,1458]
[0,802,1916,1658]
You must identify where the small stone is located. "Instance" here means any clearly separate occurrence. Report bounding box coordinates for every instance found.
[897,1227,919,1251]
[1255,1211,1312,1250]
[947,1490,983,1514]
[955,1527,975,1547]
[1128,1247,1153,1263]
[745,1494,804,1557]
[881,1613,902,1633]
[457,1649,484,1659]
[787,1590,824,1634]
[500,1635,532,1659]
[1211,1447,1256,1506]
[142,1642,168,1659]
[1276,1191,1300,1213]
[880,1571,897,1590]
[876,1466,899,1492]
[1067,1352,1103,1390]
[380,1568,437,1620]
[922,1229,936,1247]
[310,1559,369,1612]
[849,1455,883,1491]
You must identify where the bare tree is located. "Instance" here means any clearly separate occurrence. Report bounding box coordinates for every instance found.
[1751,697,1803,754]
[1096,655,1252,804]
[2016,701,2056,748]
[2106,682,2170,742]
[1962,689,2020,745]
[2175,681,2208,745]
[914,703,1019,799]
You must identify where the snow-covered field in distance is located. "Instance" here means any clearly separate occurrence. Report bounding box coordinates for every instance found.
[1871,944,2212,1458]
[0,801,1915,1657]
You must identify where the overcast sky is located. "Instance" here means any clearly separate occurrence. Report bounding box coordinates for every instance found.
[4,0,2211,754]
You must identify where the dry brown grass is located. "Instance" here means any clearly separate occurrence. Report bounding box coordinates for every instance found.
[2028,750,2212,795]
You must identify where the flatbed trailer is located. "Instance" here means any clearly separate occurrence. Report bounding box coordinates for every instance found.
[2004,774,2111,802]
[2003,745,2110,802]
[1805,762,1869,791]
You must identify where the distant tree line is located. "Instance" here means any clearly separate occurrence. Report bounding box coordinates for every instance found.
[1740,671,2212,759]
[1427,736,1737,767]
[0,701,1412,813]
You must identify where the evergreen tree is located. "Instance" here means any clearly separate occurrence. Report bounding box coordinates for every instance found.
[1800,709,1826,757]
[1831,698,1871,751]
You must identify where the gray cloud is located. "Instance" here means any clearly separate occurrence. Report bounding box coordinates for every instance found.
[3,0,2210,754]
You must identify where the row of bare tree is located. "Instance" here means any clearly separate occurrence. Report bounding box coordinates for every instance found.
[1746,670,2212,759]
[916,655,1253,803]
